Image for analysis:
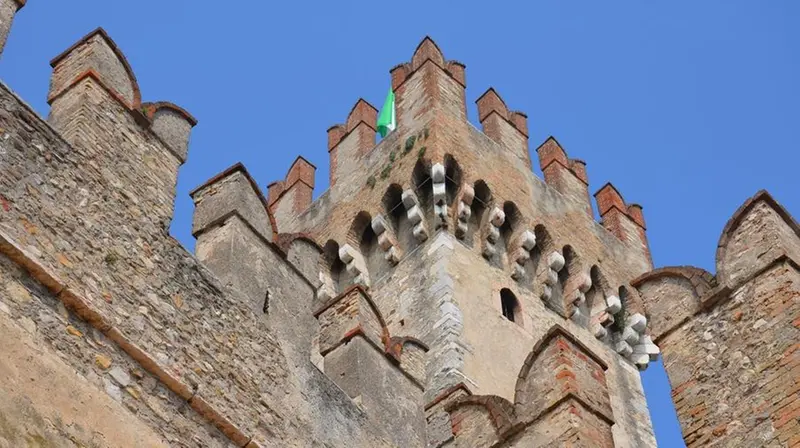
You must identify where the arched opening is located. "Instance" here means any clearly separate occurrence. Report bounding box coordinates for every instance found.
[500,288,522,325]
[554,245,578,314]
[467,180,492,248]
[526,224,553,282]
[412,159,432,219]
[321,240,347,294]
[444,154,463,207]
[348,212,384,282]
[382,184,405,232]
[382,184,412,250]
[580,265,608,328]
[498,201,522,266]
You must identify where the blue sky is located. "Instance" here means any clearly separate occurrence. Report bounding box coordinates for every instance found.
[3,1,799,446]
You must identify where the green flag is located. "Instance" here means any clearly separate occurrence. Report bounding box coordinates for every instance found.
[377,88,395,138]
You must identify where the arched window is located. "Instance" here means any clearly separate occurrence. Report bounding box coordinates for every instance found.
[500,288,521,324]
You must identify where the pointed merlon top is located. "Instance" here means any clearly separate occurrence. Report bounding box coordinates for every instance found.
[345,98,378,132]
[535,136,564,153]
[286,155,317,188]
[411,36,445,69]
[14,0,26,7]
[391,36,466,90]
[49,27,142,108]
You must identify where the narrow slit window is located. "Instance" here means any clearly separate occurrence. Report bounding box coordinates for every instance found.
[500,288,519,322]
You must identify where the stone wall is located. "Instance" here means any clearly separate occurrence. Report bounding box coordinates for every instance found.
[634,191,800,447]
[0,40,398,447]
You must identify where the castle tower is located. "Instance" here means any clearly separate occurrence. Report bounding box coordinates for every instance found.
[7,4,772,446]
[633,191,800,447]
[192,37,663,447]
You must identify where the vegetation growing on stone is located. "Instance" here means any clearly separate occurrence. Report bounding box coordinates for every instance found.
[404,135,416,153]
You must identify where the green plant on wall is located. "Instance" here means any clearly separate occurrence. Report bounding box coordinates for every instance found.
[380,164,392,180]
[404,135,416,153]
[417,146,426,159]
[366,176,376,189]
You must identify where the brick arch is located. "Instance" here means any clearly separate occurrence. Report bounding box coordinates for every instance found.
[715,190,800,288]
[275,232,322,255]
[141,101,197,126]
[385,336,430,361]
[445,395,516,441]
[347,211,373,247]
[631,266,715,338]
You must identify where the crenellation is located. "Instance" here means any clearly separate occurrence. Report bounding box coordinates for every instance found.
[476,88,530,169]
[9,13,795,448]
[268,156,316,229]
[594,182,652,267]
[536,136,593,217]
[328,99,378,187]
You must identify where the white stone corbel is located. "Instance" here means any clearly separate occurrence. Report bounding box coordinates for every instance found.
[615,341,633,357]
[455,184,474,239]
[482,207,505,260]
[593,323,608,339]
[371,215,403,266]
[339,244,370,287]
[547,251,565,272]
[510,230,536,281]
[632,334,660,362]
[605,295,622,314]
[627,313,648,332]
[402,189,429,243]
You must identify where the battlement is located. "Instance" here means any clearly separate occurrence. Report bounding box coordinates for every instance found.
[0,9,672,447]
[630,190,800,447]
[267,156,316,229]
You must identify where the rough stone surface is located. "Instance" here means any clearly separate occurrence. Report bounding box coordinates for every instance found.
[634,191,800,447]
[6,9,795,448]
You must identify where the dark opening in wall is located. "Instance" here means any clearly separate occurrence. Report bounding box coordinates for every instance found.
[500,288,521,323]
[467,180,492,247]
[444,154,463,206]
[322,240,347,293]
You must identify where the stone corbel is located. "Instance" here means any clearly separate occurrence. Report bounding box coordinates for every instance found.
[431,163,447,230]
[339,244,370,287]
[510,230,536,280]
[482,207,505,259]
[455,184,475,240]
[371,215,403,265]
[402,189,429,243]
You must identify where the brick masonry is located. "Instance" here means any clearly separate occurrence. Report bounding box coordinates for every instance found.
[0,5,797,448]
